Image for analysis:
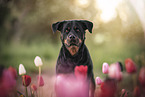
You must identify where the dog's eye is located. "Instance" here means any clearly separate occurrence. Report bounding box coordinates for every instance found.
[76,29,80,32]
[75,28,80,32]
[68,27,70,30]
[74,27,80,32]
[65,30,69,33]
[65,27,70,33]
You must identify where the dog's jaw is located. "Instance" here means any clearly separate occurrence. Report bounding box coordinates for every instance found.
[66,46,79,56]
[64,38,82,56]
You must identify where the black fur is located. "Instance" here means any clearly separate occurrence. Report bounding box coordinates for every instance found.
[52,20,95,97]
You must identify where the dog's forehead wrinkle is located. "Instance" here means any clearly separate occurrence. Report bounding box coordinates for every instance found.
[74,22,84,30]
[63,21,83,30]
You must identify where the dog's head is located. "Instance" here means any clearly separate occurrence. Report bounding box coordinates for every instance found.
[52,20,93,56]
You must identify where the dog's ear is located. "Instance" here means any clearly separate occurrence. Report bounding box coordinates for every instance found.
[52,21,65,33]
[79,20,93,33]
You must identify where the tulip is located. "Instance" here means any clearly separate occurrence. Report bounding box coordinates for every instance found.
[74,65,88,80]
[31,84,37,91]
[125,58,137,74]
[37,75,44,87]
[120,89,129,97]
[102,62,109,74]
[55,74,89,97]
[34,56,43,67]
[133,86,141,97]
[108,63,122,81]
[100,78,117,97]
[0,69,16,97]
[121,89,126,97]
[22,75,31,87]
[96,77,102,85]
[139,67,145,87]
[34,56,43,97]
[117,62,123,71]
[19,64,26,75]
[8,66,17,79]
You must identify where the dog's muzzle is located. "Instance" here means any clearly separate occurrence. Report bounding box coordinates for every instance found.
[65,34,80,47]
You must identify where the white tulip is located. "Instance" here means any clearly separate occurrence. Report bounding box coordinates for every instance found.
[19,64,26,75]
[34,56,43,67]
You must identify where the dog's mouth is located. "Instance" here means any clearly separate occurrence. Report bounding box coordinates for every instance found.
[64,38,82,56]
[69,39,79,46]
[65,38,80,47]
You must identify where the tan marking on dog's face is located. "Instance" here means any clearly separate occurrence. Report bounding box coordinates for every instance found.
[64,37,82,46]
[67,46,79,56]
[78,38,82,44]
[64,36,82,56]
[64,39,68,45]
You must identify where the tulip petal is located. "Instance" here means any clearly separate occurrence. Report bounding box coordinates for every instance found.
[102,62,109,74]
[96,77,102,85]
[34,56,43,67]
[19,64,26,75]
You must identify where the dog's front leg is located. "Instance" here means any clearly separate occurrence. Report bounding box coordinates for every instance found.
[89,75,96,97]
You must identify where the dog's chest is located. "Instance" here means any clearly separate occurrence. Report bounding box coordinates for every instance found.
[56,45,91,74]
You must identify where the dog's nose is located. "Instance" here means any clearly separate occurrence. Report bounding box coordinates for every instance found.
[69,35,75,40]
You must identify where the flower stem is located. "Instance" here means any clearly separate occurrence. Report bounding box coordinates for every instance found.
[30,87,33,97]
[22,75,28,97]
[42,87,43,97]
[132,73,137,88]
[36,91,38,97]
[38,66,41,97]
[25,87,28,97]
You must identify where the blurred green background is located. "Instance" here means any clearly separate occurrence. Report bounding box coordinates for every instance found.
[0,0,145,74]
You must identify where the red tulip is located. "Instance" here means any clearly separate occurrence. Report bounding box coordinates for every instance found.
[74,65,88,80]
[31,84,37,91]
[22,75,31,87]
[133,86,141,97]
[125,58,137,73]
[8,66,17,79]
[139,67,145,87]
[37,76,44,87]
[100,78,117,97]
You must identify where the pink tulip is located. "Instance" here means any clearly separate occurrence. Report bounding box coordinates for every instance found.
[125,58,137,74]
[0,68,16,97]
[139,67,145,87]
[117,62,123,71]
[8,66,17,79]
[55,74,89,97]
[102,62,109,74]
[121,89,129,97]
[108,63,122,81]
[96,77,102,85]
[31,84,37,91]
[37,75,44,87]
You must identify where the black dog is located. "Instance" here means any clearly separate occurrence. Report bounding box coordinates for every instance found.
[52,20,95,97]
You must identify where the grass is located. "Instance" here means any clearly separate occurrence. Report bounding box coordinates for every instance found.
[0,41,60,73]
[0,37,144,76]
[0,37,144,97]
